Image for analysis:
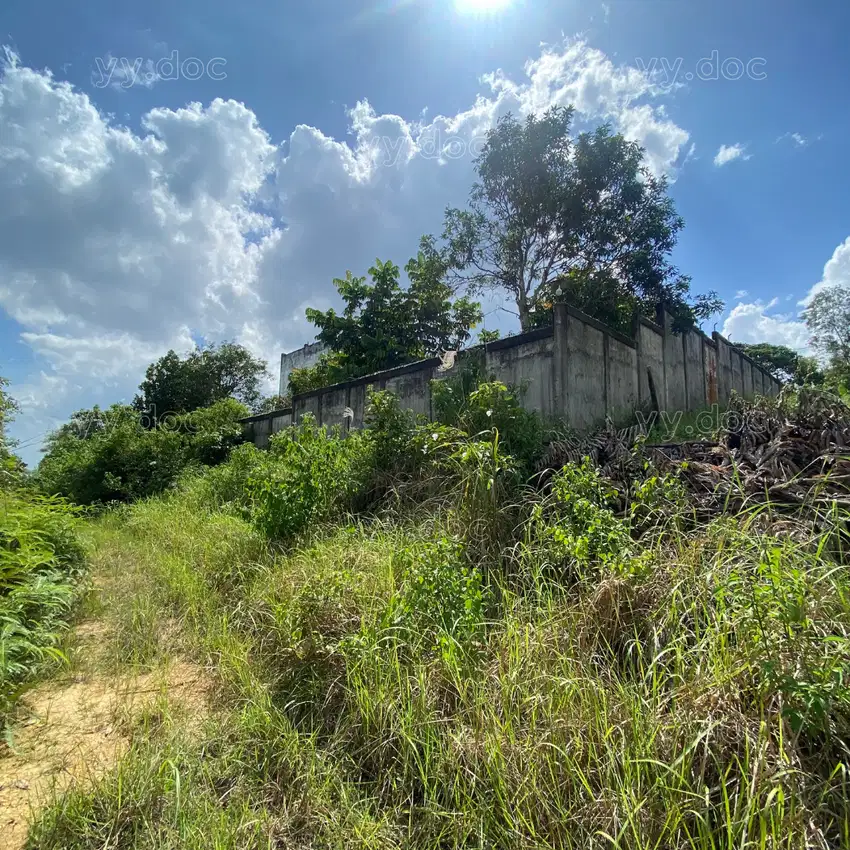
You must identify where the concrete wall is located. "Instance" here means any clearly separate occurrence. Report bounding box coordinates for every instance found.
[279,342,329,397]
[636,318,665,411]
[245,305,783,447]
[240,408,293,449]
[485,328,555,417]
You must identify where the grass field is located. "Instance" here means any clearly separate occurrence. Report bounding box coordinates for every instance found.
[4,390,849,849]
[22,479,850,848]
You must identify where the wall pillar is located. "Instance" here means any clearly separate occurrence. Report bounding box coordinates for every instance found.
[553,302,569,420]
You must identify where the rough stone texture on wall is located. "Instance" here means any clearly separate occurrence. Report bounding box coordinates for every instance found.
[245,304,783,447]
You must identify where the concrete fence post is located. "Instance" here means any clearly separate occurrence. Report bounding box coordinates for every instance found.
[656,305,671,413]
[553,302,569,420]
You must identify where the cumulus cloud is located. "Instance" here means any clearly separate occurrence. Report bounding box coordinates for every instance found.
[721,299,810,351]
[713,143,750,167]
[801,236,850,304]
[720,234,850,356]
[0,39,690,461]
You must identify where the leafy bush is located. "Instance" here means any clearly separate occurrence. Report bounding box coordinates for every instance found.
[433,370,543,474]
[178,442,266,514]
[246,415,368,541]
[1,492,85,718]
[529,459,633,582]
[386,537,485,657]
[36,399,249,505]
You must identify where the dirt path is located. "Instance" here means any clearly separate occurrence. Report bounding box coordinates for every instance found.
[0,622,208,850]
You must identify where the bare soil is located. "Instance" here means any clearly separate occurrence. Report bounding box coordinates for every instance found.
[0,622,208,850]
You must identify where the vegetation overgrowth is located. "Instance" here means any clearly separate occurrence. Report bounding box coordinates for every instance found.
[35,398,250,506]
[5,95,850,848]
[0,380,87,724]
[22,379,850,850]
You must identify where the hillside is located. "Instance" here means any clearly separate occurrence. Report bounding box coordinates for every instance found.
[3,386,850,849]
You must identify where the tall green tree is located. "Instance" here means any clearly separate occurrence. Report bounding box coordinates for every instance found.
[429,106,721,332]
[297,254,481,391]
[804,286,850,365]
[804,285,850,392]
[0,376,19,459]
[134,343,268,420]
[0,376,24,483]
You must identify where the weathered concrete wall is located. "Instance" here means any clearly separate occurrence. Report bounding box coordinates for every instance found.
[714,334,732,402]
[605,333,639,426]
[703,339,719,406]
[246,305,782,447]
[279,342,329,397]
[240,409,293,449]
[637,319,665,411]
[730,347,744,396]
[486,328,555,417]
[564,310,607,432]
[383,364,435,419]
[684,332,706,413]
[662,314,687,414]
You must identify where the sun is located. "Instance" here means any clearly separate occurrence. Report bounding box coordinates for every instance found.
[454,0,513,13]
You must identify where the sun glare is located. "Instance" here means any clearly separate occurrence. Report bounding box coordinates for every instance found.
[455,0,513,14]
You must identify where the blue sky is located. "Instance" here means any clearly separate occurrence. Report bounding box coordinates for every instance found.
[2,0,849,465]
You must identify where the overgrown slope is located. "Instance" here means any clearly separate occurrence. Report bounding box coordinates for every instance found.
[25,388,850,849]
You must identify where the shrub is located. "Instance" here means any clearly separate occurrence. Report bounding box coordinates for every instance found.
[246,415,367,541]
[179,442,266,514]
[386,537,485,657]
[36,399,249,505]
[433,372,543,475]
[0,492,85,718]
[528,459,634,583]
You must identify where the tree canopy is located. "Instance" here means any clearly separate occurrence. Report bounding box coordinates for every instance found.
[0,376,18,459]
[293,254,481,394]
[803,285,850,392]
[804,286,850,365]
[134,342,268,420]
[0,376,24,482]
[429,106,722,333]
[37,398,249,504]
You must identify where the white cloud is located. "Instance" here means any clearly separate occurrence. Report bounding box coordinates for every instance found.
[92,55,163,91]
[0,39,690,462]
[776,131,821,148]
[800,236,850,304]
[713,143,750,167]
[734,289,748,300]
[720,234,850,357]
[721,300,809,351]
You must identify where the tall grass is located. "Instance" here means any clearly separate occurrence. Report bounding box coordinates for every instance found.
[0,490,86,720]
[28,448,850,848]
[17,388,848,847]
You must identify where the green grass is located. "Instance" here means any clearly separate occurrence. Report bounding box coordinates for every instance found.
[0,489,87,720]
[24,463,850,849]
